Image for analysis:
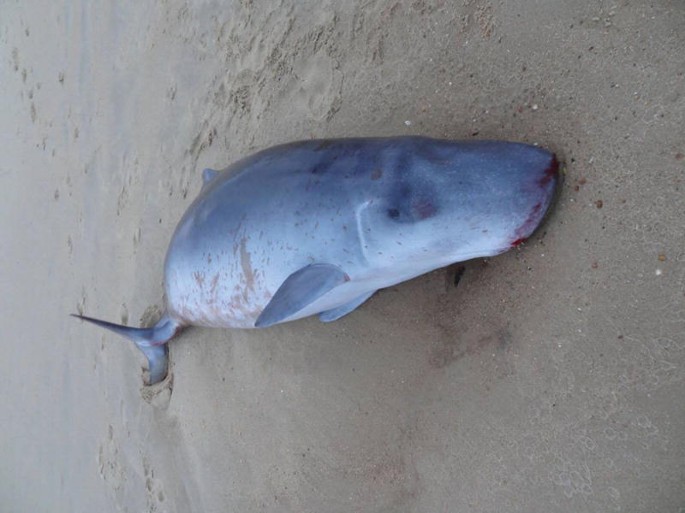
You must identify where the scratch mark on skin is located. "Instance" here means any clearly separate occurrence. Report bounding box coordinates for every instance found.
[210,273,220,297]
[239,237,255,292]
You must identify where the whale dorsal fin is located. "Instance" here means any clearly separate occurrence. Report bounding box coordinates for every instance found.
[255,264,350,328]
[201,168,219,188]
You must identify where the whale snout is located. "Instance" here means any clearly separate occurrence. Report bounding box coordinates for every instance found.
[510,153,561,247]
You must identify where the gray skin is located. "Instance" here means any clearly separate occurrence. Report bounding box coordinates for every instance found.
[74,137,560,384]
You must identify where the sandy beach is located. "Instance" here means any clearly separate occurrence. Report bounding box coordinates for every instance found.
[1,1,683,511]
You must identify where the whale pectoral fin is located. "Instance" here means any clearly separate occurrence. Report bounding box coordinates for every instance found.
[255,264,350,328]
[201,168,219,187]
[319,291,376,323]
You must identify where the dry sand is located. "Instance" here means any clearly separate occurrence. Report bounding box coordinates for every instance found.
[1,1,684,511]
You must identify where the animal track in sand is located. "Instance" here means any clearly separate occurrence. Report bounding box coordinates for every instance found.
[97,425,126,494]
[143,457,167,511]
[290,51,343,121]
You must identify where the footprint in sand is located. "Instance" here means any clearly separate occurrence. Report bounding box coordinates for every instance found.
[97,425,126,496]
[143,457,167,512]
[292,52,343,121]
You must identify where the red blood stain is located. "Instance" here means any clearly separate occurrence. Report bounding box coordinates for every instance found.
[538,155,560,188]
[510,202,543,248]
[510,156,559,248]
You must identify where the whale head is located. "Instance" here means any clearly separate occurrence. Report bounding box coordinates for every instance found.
[362,140,561,270]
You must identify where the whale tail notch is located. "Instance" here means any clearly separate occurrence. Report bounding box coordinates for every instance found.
[71,313,183,385]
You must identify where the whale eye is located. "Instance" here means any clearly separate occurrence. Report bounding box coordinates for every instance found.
[385,182,438,223]
[386,200,437,223]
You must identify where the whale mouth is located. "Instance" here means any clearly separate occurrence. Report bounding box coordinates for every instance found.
[510,154,561,248]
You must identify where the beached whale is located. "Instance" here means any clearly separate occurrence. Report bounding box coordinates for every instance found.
[74,137,560,384]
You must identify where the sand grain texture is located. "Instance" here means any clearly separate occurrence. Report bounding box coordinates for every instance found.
[1,1,684,512]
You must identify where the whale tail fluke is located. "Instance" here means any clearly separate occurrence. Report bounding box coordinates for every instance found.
[71,313,183,385]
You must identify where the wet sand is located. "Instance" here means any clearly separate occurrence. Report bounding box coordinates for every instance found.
[1,1,684,511]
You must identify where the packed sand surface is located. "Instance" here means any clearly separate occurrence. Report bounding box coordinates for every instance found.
[1,1,684,511]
